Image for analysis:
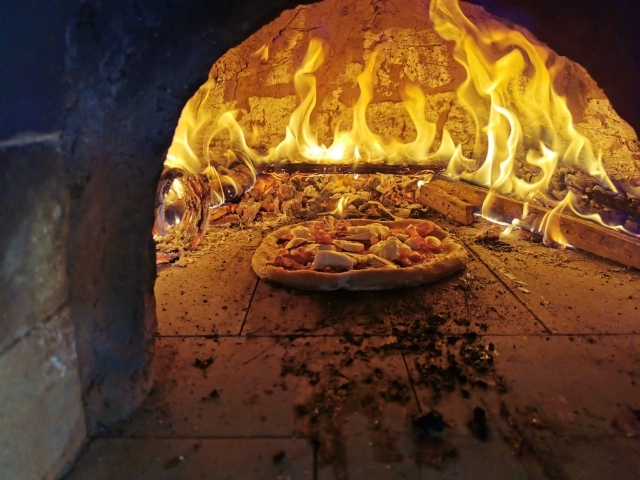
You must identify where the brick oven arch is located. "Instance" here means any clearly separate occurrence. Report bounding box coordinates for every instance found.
[62,0,640,439]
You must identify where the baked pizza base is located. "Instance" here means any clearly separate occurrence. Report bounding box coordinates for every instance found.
[252,219,468,291]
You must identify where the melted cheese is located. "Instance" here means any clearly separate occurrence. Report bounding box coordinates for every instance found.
[404,237,422,251]
[313,250,357,269]
[332,239,365,253]
[425,236,442,246]
[346,223,390,238]
[285,237,309,249]
[291,225,315,241]
[369,236,412,261]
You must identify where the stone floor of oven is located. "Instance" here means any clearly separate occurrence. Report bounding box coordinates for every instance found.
[66,218,640,480]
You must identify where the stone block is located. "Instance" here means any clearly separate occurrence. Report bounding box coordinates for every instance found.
[0,309,86,480]
[0,137,69,352]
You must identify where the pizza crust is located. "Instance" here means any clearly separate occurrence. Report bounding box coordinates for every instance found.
[252,219,469,291]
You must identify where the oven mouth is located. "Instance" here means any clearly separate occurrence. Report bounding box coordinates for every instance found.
[153,0,640,270]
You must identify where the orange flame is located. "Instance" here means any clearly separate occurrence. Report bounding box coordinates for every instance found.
[163,0,636,244]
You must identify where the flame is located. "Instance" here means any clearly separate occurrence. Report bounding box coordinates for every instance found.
[331,196,350,219]
[254,44,269,62]
[162,0,637,244]
[428,0,632,244]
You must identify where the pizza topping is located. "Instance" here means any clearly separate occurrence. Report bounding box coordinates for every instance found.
[425,236,442,247]
[365,253,399,268]
[291,225,315,241]
[310,223,334,244]
[369,236,413,261]
[332,239,365,253]
[416,221,435,236]
[274,247,315,270]
[276,233,293,244]
[312,250,357,270]
[397,248,433,267]
[274,256,307,270]
[424,236,443,252]
[346,223,390,238]
[391,233,410,242]
[404,235,428,251]
[285,237,309,249]
[344,253,399,269]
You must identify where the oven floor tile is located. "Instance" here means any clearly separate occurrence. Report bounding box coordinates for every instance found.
[406,334,640,460]
[458,223,640,335]
[241,253,544,337]
[110,336,417,440]
[64,438,313,480]
[156,236,259,336]
[316,433,546,480]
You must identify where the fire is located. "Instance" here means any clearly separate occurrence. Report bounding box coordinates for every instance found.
[161,0,637,245]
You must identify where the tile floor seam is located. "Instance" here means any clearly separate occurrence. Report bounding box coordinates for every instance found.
[152,332,640,340]
[401,352,422,414]
[94,435,313,440]
[238,278,261,336]
[463,241,554,335]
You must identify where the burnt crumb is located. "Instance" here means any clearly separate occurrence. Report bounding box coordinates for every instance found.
[633,409,640,422]
[379,379,411,405]
[519,229,543,243]
[193,357,214,370]
[272,451,286,463]
[475,226,502,242]
[343,330,363,346]
[164,456,184,469]
[413,411,448,438]
[478,240,514,253]
[468,406,489,441]
[281,357,321,385]
[462,331,478,341]
[209,389,219,399]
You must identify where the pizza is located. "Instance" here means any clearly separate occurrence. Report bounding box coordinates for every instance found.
[251,217,468,290]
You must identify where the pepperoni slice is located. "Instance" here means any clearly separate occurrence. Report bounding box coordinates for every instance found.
[404,225,419,237]
[423,240,442,253]
[312,227,333,245]
[274,256,306,270]
[286,247,315,265]
[416,221,435,236]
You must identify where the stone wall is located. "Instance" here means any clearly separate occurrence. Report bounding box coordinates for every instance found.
[0,137,86,479]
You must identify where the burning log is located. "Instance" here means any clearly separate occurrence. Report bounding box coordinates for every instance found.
[417,181,475,225]
[423,177,640,270]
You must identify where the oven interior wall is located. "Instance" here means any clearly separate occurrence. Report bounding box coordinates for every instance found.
[0,1,638,479]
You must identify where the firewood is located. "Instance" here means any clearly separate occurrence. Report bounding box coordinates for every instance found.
[417,182,476,225]
[426,177,640,270]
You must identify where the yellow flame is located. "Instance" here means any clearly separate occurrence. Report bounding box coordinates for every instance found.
[429,0,630,242]
[331,196,350,219]
[163,0,636,243]
[254,44,269,62]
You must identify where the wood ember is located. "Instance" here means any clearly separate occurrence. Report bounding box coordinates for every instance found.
[212,171,435,228]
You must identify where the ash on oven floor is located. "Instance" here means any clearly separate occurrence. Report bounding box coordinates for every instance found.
[66,219,640,480]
